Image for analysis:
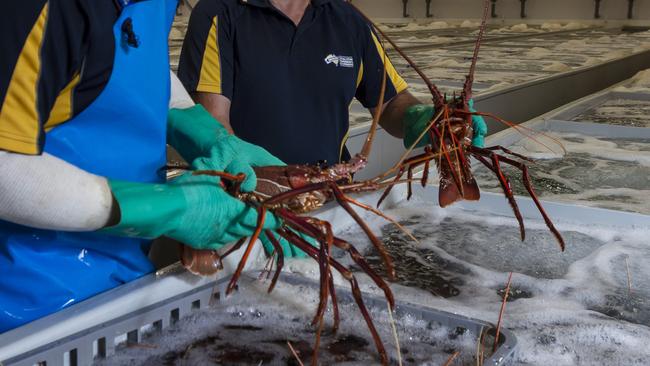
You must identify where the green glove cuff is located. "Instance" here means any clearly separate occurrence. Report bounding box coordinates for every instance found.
[403,104,435,149]
[468,99,488,148]
[167,104,229,163]
[100,180,184,240]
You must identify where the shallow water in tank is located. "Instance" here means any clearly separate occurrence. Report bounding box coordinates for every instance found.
[473,133,650,215]
[96,278,487,366]
[336,200,650,365]
[570,99,650,128]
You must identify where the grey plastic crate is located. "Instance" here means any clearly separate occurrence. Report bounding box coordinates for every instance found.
[0,267,517,366]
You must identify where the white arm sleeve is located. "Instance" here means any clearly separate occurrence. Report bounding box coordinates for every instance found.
[0,150,113,231]
[169,70,195,109]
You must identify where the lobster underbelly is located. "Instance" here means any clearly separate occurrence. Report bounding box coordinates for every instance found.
[431,123,480,207]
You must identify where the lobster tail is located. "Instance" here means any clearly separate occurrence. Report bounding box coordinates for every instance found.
[437,160,480,207]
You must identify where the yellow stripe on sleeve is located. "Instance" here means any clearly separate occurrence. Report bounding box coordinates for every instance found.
[0,2,49,155]
[45,73,80,131]
[370,32,408,94]
[196,16,222,94]
[338,129,350,163]
[356,61,364,89]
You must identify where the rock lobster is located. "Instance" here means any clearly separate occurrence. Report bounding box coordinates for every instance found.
[360,0,566,250]
[177,41,407,365]
[175,0,565,364]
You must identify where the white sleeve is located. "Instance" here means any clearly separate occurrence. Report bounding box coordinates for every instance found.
[0,150,113,231]
[169,70,195,109]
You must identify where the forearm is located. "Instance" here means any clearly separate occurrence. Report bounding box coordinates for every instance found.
[375,90,421,138]
[192,92,233,134]
[0,150,114,231]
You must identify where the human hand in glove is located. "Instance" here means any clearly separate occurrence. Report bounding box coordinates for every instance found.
[101,174,281,250]
[167,105,284,192]
[402,99,488,148]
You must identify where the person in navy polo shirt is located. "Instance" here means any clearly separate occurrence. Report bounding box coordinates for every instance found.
[177,0,489,258]
[178,0,488,167]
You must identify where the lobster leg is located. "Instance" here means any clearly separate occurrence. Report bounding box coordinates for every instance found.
[261,229,285,293]
[377,150,438,208]
[333,238,396,309]
[335,191,419,243]
[406,167,414,200]
[484,153,566,251]
[221,237,249,260]
[277,208,395,309]
[328,272,340,333]
[308,219,333,365]
[421,147,431,187]
[483,145,535,162]
[304,219,334,327]
[473,153,526,241]
[226,206,268,295]
[278,228,389,366]
[266,182,396,281]
[471,146,566,250]
[326,182,396,280]
[377,166,406,208]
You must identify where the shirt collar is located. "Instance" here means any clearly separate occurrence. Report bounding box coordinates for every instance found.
[241,0,331,8]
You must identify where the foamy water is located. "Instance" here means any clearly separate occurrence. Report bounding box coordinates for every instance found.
[474,133,650,215]
[335,199,650,366]
[97,272,486,365]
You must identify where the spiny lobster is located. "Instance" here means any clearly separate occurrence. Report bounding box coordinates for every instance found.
[357,0,566,250]
[178,37,409,366]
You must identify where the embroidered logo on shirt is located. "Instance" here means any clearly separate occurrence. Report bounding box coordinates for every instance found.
[325,54,354,68]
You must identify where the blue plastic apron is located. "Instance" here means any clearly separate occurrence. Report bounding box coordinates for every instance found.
[0,0,176,333]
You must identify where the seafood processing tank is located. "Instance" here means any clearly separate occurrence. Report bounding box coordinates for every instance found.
[3,75,650,364]
[4,1,650,365]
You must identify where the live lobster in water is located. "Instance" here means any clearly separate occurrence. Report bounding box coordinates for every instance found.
[175,0,565,364]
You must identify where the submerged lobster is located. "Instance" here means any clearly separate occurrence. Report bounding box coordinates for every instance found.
[177,0,565,364]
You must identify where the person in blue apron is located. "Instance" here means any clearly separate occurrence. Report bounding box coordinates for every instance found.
[0,0,285,333]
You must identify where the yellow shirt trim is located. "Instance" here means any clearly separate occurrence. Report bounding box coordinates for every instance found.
[196,16,222,94]
[45,73,80,131]
[0,2,48,154]
[356,61,364,89]
[338,129,350,163]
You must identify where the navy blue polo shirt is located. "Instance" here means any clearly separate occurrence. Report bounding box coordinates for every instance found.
[178,0,407,165]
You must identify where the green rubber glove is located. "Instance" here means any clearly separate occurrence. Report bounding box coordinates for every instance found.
[402,99,488,149]
[403,104,435,149]
[468,99,488,148]
[167,105,284,192]
[259,229,312,259]
[101,174,281,250]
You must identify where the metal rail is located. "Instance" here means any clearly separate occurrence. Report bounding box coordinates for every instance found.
[474,48,650,134]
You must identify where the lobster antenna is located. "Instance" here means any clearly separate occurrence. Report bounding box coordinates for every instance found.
[462,0,491,101]
[347,2,446,108]
[360,35,388,160]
